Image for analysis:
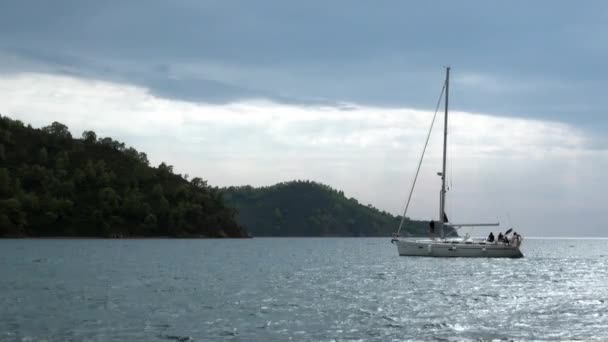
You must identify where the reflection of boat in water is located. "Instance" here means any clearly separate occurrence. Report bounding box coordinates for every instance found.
[392,67,524,258]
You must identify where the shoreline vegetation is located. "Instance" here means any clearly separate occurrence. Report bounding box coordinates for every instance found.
[1,115,449,238]
[0,114,247,238]
[0,236,252,239]
[222,181,456,237]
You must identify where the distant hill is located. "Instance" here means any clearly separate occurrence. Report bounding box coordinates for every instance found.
[222,181,453,237]
[0,115,247,238]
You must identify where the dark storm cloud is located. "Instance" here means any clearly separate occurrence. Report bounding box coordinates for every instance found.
[0,0,607,129]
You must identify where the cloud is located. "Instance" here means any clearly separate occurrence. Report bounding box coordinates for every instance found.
[0,0,607,131]
[1,72,606,236]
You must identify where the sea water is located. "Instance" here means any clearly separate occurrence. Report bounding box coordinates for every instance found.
[1,238,607,341]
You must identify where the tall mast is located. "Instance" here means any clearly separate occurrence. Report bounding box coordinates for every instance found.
[439,67,450,238]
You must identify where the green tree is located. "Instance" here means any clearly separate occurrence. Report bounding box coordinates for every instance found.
[99,187,120,211]
[138,152,149,165]
[73,168,86,185]
[42,122,72,139]
[99,137,125,150]
[274,207,283,222]
[0,168,10,197]
[57,179,75,197]
[20,192,40,213]
[158,162,174,178]
[81,130,97,144]
[122,188,147,220]
[1,198,26,229]
[0,214,13,235]
[55,151,70,171]
[84,160,96,181]
[38,147,48,164]
[191,177,207,188]
[143,214,157,228]
[0,130,11,144]
[42,211,58,225]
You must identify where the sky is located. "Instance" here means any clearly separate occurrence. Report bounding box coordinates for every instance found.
[0,1,606,236]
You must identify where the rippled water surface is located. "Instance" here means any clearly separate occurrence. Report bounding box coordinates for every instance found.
[1,238,608,341]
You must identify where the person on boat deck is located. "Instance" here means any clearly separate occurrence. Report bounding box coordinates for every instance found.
[503,235,509,245]
[512,232,520,246]
[487,232,495,243]
[391,233,400,244]
[429,220,435,237]
[497,232,504,242]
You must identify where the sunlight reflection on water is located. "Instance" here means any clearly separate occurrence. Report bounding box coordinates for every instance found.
[1,238,608,341]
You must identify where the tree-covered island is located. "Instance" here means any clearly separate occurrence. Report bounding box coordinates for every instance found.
[0,114,246,237]
[0,114,445,238]
[222,181,455,237]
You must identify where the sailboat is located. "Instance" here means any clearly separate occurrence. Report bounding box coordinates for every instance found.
[392,67,524,258]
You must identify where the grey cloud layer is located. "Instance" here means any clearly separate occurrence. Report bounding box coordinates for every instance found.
[0,0,607,130]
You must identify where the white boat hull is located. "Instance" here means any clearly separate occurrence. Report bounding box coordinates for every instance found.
[396,239,523,258]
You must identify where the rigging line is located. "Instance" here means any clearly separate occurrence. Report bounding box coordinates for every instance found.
[396,82,446,235]
[448,123,453,216]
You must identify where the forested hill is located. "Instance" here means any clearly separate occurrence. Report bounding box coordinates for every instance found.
[222,181,451,237]
[0,115,247,238]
